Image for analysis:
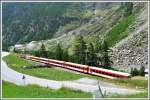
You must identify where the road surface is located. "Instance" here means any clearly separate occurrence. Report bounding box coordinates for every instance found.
[2,52,141,98]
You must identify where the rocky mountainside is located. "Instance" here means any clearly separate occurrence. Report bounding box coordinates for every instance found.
[110,4,148,71]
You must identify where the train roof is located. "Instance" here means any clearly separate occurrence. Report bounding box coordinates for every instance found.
[30,56,64,63]
[29,56,130,76]
[65,62,88,68]
[89,66,130,76]
[34,56,88,68]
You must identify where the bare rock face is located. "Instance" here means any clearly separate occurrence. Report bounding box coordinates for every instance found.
[110,5,148,72]
[110,29,148,72]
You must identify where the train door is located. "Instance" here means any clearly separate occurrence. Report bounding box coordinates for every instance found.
[87,66,89,73]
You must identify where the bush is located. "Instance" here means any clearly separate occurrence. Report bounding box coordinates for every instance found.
[131,67,145,76]
[139,66,145,76]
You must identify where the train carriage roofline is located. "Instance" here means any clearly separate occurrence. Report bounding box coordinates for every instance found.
[36,56,88,68]
[65,62,88,68]
[29,56,64,63]
[89,66,130,76]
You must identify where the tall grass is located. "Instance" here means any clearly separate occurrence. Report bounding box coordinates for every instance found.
[106,90,148,98]
[2,81,92,98]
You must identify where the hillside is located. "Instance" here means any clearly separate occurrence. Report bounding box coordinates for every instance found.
[110,4,148,71]
[2,2,148,71]
[2,2,121,50]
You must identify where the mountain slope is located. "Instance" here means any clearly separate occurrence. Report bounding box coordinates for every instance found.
[2,2,121,50]
[110,4,148,71]
[3,2,148,71]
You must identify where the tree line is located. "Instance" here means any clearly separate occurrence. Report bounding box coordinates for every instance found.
[15,36,112,69]
[38,36,112,69]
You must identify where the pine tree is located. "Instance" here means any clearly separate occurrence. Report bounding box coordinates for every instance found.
[130,67,134,76]
[62,48,69,61]
[132,68,139,76]
[79,36,87,64]
[39,43,47,58]
[55,43,63,60]
[34,50,40,57]
[47,51,55,59]
[94,38,103,66]
[72,36,87,64]
[123,2,133,17]
[101,40,111,68]
[139,66,145,76]
[86,43,96,66]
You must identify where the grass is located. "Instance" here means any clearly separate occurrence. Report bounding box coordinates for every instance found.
[105,14,135,47]
[2,81,92,98]
[86,75,148,89]
[106,90,148,98]
[3,53,148,89]
[113,77,148,89]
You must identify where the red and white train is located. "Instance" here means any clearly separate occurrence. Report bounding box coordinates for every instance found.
[21,54,131,79]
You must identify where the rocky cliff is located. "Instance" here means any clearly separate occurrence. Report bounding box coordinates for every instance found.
[110,4,148,72]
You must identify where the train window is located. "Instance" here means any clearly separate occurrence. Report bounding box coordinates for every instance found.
[91,69,94,72]
[105,72,109,75]
[108,73,112,76]
[117,75,120,78]
[113,74,116,77]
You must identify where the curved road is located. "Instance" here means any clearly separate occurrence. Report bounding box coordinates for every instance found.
[2,52,141,97]
[2,52,62,89]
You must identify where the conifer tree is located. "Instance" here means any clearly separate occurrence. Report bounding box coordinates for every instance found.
[101,40,111,68]
[123,2,133,17]
[39,43,47,58]
[55,43,63,60]
[87,43,96,66]
[72,36,87,64]
[139,66,145,76]
[62,48,69,61]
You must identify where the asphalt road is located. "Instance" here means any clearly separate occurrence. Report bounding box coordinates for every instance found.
[1,52,141,98]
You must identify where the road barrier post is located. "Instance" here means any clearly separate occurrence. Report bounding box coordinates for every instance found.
[98,81,104,98]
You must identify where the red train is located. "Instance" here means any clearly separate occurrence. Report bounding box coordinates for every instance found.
[20,54,131,79]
